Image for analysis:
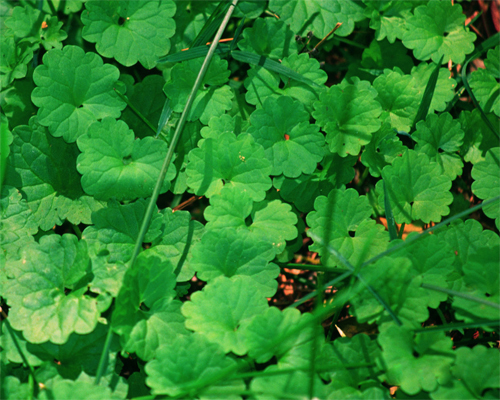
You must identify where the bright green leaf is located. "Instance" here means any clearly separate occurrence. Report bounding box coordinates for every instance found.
[306,188,390,267]
[191,229,278,297]
[313,77,382,157]
[376,150,453,224]
[269,0,365,38]
[181,275,269,355]
[4,234,98,344]
[378,324,454,395]
[4,117,106,230]
[81,0,176,69]
[145,334,237,397]
[244,53,327,111]
[402,2,476,64]
[186,132,272,201]
[413,113,464,180]
[247,96,325,177]
[469,46,500,117]
[31,45,126,142]
[237,17,297,60]
[76,117,175,201]
[163,55,233,124]
[471,147,500,229]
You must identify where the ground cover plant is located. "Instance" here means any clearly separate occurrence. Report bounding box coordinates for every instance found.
[1,0,499,399]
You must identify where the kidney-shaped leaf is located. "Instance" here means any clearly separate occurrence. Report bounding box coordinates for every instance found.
[32,45,125,142]
[77,117,176,201]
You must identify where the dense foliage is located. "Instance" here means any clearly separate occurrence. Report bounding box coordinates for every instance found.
[1,1,499,399]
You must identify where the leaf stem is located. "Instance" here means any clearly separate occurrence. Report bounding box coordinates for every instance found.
[113,89,157,135]
[421,283,500,309]
[1,316,38,390]
[94,322,114,385]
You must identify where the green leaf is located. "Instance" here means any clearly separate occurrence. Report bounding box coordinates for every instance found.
[4,234,99,344]
[240,307,320,364]
[76,117,176,201]
[149,207,205,282]
[373,68,420,132]
[191,229,278,297]
[436,219,500,289]
[2,322,120,379]
[243,53,327,111]
[38,375,123,400]
[163,55,233,124]
[0,70,37,128]
[364,1,413,43]
[459,109,499,164]
[361,122,406,178]
[361,39,414,75]
[145,334,237,397]
[81,0,176,69]
[413,113,464,180]
[203,185,297,256]
[247,96,325,177]
[453,246,500,322]
[306,188,390,268]
[39,16,68,50]
[4,117,106,230]
[0,36,33,88]
[318,334,381,389]
[471,147,500,229]
[0,187,38,282]
[250,366,328,400]
[469,46,500,117]
[402,2,476,64]
[237,17,298,60]
[410,62,457,114]
[120,75,167,139]
[350,257,431,328]
[274,153,356,212]
[31,45,126,142]
[432,346,500,399]
[82,198,164,296]
[200,113,246,139]
[181,275,269,355]
[269,0,365,38]
[4,5,44,42]
[0,377,31,400]
[376,150,453,224]
[377,325,454,395]
[112,255,188,361]
[186,132,272,201]
[313,77,382,157]
[1,114,13,185]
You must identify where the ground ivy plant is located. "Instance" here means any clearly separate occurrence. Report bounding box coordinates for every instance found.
[1,1,499,399]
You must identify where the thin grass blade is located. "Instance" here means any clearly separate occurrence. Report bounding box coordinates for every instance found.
[156,98,172,138]
[421,283,500,309]
[190,1,229,48]
[461,32,500,139]
[414,319,500,333]
[382,178,398,241]
[308,231,402,326]
[411,54,443,132]
[231,50,323,88]
[113,89,156,135]
[230,16,246,51]
[158,43,232,63]
[361,195,500,269]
